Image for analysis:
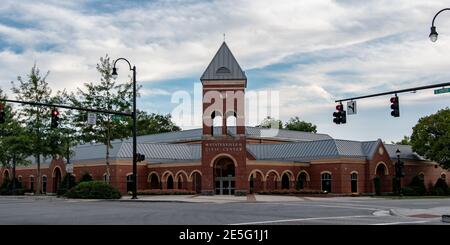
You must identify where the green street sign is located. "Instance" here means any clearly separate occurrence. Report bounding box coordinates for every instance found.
[112,115,124,121]
[434,87,450,94]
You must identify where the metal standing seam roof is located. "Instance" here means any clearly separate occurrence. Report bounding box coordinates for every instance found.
[112,126,332,144]
[200,42,247,81]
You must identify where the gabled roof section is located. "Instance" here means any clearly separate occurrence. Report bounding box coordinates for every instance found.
[200,42,247,81]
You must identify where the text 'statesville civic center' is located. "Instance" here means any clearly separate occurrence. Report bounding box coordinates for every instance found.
[3,42,449,195]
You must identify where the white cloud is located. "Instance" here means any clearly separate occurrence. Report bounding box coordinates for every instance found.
[0,0,449,142]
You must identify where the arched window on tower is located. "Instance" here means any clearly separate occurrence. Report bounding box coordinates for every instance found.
[226,111,237,135]
[211,111,222,136]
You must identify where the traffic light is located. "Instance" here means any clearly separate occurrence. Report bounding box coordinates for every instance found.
[0,104,5,124]
[136,153,145,162]
[390,96,400,117]
[333,103,346,124]
[51,108,59,128]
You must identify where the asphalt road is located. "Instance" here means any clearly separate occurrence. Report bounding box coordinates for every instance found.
[0,196,449,225]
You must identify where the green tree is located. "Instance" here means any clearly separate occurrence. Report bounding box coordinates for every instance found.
[10,65,67,194]
[284,116,317,133]
[69,55,137,182]
[0,89,33,194]
[392,136,411,145]
[411,108,450,169]
[135,111,180,136]
[257,116,283,129]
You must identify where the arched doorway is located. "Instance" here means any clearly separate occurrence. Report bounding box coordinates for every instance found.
[375,163,389,193]
[214,157,235,195]
[249,171,264,193]
[149,173,159,189]
[281,173,290,189]
[177,176,183,189]
[191,172,202,194]
[167,175,174,189]
[266,171,279,191]
[53,167,62,193]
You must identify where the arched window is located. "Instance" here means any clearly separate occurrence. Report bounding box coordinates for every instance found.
[321,173,332,193]
[103,173,110,183]
[42,176,47,193]
[126,174,133,193]
[441,173,447,180]
[351,172,358,193]
[226,111,237,135]
[211,111,222,136]
[297,172,308,190]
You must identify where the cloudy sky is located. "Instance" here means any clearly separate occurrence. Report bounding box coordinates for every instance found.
[0,0,449,143]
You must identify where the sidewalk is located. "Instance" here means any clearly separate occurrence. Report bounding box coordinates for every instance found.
[118,194,306,203]
[390,206,450,220]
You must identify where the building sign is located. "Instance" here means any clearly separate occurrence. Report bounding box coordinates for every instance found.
[87,113,97,125]
[205,142,243,153]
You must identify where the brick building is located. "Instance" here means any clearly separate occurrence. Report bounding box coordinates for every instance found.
[2,42,448,195]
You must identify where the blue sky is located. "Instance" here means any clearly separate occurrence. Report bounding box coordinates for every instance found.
[0,0,449,143]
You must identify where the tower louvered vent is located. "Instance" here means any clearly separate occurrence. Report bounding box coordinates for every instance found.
[216,66,231,74]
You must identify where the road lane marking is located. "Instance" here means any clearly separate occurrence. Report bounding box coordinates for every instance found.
[229,215,375,225]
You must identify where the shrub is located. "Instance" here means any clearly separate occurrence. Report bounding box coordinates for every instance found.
[0,177,11,195]
[65,181,121,199]
[407,175,426,195]
[57,174,77,196]
[373,177,381,196]
[401,187,418,196]
[137,189,196,195]
[79,173,93,183]
[432,178,449,195]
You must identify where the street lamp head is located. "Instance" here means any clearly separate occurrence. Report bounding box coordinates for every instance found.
[111,67,118,79]
[429,26,438,42]
[396,149,401,158]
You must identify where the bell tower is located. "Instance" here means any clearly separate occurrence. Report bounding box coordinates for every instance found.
[200,42,248,195]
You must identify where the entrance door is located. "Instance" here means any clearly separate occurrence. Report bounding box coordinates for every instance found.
[214,157,235,195]
[215,175,235,195]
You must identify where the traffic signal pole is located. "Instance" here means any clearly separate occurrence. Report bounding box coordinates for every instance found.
[335,82,450,103]
[0,98,132,117]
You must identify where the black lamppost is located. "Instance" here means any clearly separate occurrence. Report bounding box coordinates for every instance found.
[112,58,138,199]
[395,149,402,196]
[429,8,450,42]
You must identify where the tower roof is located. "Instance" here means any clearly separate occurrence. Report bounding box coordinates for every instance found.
[200,42,247,81]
